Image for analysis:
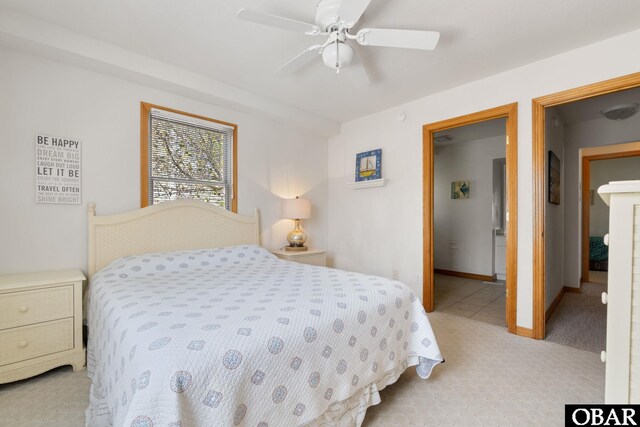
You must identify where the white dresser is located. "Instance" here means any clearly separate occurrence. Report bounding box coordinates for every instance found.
[0,269,86,383]
[598,181,640,403]
[270,248,327,266]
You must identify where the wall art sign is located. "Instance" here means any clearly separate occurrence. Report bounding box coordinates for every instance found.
[35,134,81,204]
[355,149,382,182]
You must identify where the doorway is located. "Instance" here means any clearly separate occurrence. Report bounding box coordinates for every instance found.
[532,72,640,339]
[581,146,640,284]
[423,103,518,334]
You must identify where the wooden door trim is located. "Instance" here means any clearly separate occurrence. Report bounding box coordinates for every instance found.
[532,72,640,340]
[581,147,640,284]
[581,156,591,284]
[422,103,518,335]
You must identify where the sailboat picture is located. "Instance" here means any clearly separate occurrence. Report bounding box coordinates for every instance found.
[355,149,382,182]
[359,156,376,177]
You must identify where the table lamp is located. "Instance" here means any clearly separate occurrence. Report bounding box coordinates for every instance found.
[282,196,311,251]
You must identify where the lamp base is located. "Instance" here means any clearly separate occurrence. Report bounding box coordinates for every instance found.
[284,246,308,252]
[287,219,308,249]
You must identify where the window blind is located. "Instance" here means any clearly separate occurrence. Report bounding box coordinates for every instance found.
[149,108,234,209]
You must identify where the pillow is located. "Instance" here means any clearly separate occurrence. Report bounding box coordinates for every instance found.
[95,244,275,279]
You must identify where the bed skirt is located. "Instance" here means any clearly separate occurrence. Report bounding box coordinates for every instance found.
[305,355,440,427]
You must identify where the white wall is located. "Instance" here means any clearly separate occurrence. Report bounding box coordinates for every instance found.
[0,46,328,274]
[544,113,565,310]
[590,156,640,236]
[433,136,505,276]
[562,114,640,286]
[328,28,640,329]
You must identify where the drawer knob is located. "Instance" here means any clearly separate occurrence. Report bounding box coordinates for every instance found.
[604,234,610,246]
[18,305,29,313]
[18,340,29,348]
[601,351,607,363]
[602,292,608,305]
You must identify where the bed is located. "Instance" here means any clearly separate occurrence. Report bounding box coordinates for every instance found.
[85,200,443,427]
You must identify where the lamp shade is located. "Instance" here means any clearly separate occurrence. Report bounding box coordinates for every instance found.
[282,197,311,219]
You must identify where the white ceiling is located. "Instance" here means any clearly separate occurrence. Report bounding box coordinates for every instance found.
[2,0,640,125]
[551,86,640,124]
[434,118,506,146]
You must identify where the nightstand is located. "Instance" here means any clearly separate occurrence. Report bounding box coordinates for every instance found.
[0,269,86,383]
[270,248,327,267]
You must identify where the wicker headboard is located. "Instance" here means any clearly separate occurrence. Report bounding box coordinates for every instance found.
[87,200,260,278]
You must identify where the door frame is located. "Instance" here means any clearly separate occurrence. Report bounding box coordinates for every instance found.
[532,72,640,339]
[422,103,518,334]
[581,144,640,283]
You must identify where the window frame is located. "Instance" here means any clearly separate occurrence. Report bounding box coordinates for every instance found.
[140,102,238,212]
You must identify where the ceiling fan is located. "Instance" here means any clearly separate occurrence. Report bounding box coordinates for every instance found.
[236,0,440,82]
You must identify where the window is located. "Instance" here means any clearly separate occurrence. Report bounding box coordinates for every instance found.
[140,103,237,212]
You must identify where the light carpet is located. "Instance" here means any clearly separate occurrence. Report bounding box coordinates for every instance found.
[0,312,604,426]
[589,271,608,285]
[545,282,607,354]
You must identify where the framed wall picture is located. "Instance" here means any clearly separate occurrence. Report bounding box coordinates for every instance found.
[451,181,470,199]
[548,150,561,205]
[355,149,382,182]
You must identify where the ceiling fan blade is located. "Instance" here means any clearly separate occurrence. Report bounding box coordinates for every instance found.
[237,8,320,34]
[357,28,440,50]
[338,0,372,28]
[276,45,322,77]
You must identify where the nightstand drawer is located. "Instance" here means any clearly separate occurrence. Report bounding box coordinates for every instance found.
[294,254,326,266]
[270,248,327,267]
[0,318,73,366]
[0,285,74,330]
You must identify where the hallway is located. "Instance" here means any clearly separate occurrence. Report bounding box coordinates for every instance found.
[545,282,607,353]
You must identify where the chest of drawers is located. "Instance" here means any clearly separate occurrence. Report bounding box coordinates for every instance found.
[599,181,640,403]
[0,269,86,383]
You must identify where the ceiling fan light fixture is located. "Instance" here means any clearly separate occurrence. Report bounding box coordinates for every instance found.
[322,41,354,71]
[600,103,639,120]
[237,0,440,80]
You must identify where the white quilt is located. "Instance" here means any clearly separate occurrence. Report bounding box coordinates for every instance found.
[86,245,442,427]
